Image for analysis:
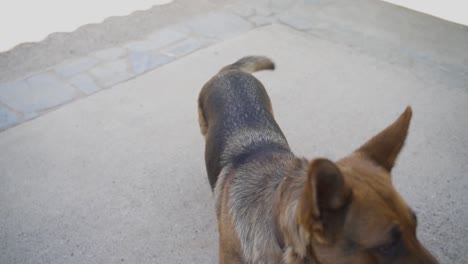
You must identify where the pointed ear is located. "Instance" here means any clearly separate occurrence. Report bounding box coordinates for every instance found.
[357,106,412,172]
[297,159,351,243]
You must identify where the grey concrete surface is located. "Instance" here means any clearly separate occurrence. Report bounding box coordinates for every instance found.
[1,24,467,263]
[2,0,468,132]
[0,0,241,83]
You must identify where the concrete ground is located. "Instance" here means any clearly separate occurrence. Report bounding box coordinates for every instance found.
[1,0,467,263]
[0,0,240,84]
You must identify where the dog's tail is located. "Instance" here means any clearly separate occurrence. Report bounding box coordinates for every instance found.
[220,56,275,73]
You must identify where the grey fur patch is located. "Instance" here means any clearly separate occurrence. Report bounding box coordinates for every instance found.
[214,166,229,217]
[220,127,289,167]
[216,128,314,263]
[227,152,295,263]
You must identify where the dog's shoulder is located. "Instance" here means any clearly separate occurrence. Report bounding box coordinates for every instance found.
[217,151,305,263]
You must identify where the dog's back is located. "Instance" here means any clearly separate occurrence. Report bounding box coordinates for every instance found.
[198,57,439,264]
[198,56,289,189]
[198,57,302,263]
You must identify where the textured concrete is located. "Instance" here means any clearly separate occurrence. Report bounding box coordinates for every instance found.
[0,74,77,116]
[0,107,19,129]
[125,31,183,53]
[128,53,175,75]
[89,59,136,87]
[55,57,100,78]
[93,47,127,61]
[1,25,467,264]
[2,0,468,132]
[0,0,243,83]
[177,12,253,40]
[69,74,101,95]
[0,10,254,131]
[162,38,212,57]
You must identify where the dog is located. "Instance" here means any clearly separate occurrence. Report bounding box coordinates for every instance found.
[198,56,439,264]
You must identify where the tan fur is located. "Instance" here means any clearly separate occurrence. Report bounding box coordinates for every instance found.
[198,106,208,137]
[220,56,275,73]
[198,57,439,264]
[218,173,243,264]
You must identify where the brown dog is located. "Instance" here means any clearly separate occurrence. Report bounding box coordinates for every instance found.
[198,56,439,264]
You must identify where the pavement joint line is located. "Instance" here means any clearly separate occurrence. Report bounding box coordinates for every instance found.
[0,2,466,262]
[1,0,468,132]
[85,70,106,91]
[52,69,87,98]
[0,107,20,131]
[0,101,23,121]
[0,9,259,124]
[68,74,99,96]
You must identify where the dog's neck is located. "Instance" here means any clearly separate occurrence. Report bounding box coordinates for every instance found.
[272,158,320,264]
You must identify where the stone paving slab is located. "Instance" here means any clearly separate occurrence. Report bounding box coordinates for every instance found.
[0,0,240,83]
[175,12,253,40]
[0,73,78,117]
[0,3,467,263]
[69,74,101,95]
[162,38,213,57]
[128,53,175,75]
[0,24,467,264]
[55,57,100,78]
[1,0,467,132]
[126,29,184,53]
[90,59,136,88]
[0,106,19,130]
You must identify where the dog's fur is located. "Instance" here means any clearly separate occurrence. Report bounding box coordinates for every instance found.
[198,56,439,264]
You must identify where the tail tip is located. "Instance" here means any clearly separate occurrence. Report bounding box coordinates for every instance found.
[270,62,276,71]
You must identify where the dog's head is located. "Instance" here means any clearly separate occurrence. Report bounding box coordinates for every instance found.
[297,107,438,263]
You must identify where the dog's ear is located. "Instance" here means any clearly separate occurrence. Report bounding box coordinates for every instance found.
[298,159,351,244]
[356,106,412,172]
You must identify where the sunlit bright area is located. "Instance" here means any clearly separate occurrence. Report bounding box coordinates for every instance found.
[382,0,468,26]
[0,0,467,53]
[0,0,173,52]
